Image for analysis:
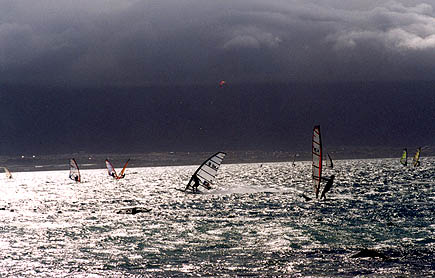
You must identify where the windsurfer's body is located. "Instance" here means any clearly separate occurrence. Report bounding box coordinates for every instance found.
[69,174,79,182]
[320,174,335,200]
[185,174,200,193]
[191,174,200,193]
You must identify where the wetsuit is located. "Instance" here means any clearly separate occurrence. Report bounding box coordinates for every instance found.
[185,174,200,193]
[320,175,335,200]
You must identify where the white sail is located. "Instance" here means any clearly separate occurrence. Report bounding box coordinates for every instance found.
[69,158,81,182]
[190,152,226,189]
[3,167,12,179]
[312,125,322,198]
[105,159,117,178]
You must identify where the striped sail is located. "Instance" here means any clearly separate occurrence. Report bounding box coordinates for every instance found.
[400,148,407,166]
[69,158,81,182]
[191,152,226,189]
[312,125,322,198]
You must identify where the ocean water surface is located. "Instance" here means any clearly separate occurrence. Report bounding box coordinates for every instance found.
[0,157,434,277]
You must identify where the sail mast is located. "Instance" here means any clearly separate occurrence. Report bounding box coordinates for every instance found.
[312,125,322,198]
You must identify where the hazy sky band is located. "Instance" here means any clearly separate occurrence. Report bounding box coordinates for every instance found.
[1,0,435,86]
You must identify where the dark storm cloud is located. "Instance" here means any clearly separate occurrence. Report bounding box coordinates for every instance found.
[1,0,435,85]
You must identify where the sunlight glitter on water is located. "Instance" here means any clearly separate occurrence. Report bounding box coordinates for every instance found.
[0,158,434,277]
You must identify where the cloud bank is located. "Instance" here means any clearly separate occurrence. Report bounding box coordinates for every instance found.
[0,0,434,86]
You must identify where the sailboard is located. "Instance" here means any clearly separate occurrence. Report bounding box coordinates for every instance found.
[3,167,12,179]
[326,153,334,169]
[400,148,407,166]
[312,125,322,198]
[105,159,118,178]
[412,147,421,167]
[116,159,130,180]
[69,158,81,182]
[183,152,226,193]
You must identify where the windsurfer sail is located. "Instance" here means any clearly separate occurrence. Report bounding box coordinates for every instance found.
[105,159,117,178]
[183,152,226,193]
[312,126,336,199]
[117,159,130,179]
[3,167,12,179]
[69,158,81,182]
[312,125,322,198]
[412,147,421,167]
[326,153,334,169]
[105,158,130,179]
[400,148,407,166]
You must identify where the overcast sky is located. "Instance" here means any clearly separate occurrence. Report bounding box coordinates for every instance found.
[1,0,435,86]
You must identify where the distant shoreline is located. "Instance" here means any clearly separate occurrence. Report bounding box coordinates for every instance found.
[1,148,433,173]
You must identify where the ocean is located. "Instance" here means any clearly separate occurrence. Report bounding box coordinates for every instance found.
[0,157,433,277]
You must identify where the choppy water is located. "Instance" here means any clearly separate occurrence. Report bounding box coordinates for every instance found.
[1,157,434,277]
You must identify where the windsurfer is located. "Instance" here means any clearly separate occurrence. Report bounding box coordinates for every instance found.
[185,174,200,193]
[192,174,200,193]
[70,174,79,182]
[320,174,335,200]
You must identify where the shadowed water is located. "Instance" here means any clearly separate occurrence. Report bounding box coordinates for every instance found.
[0,157,434,277]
